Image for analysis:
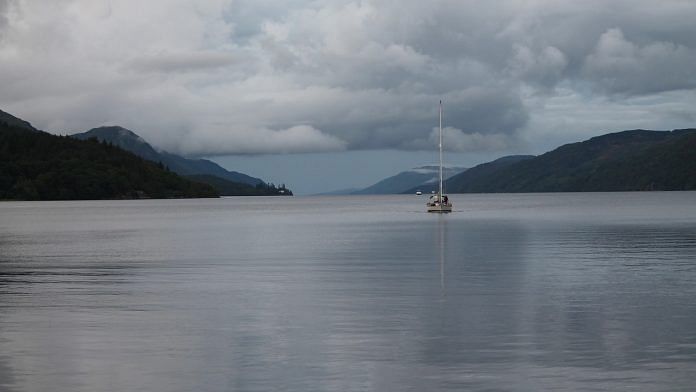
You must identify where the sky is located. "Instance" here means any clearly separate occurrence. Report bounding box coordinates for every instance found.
[1,0,695,194]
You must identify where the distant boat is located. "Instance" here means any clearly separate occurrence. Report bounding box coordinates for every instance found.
[427,101,453,213]
[416,191,422,195]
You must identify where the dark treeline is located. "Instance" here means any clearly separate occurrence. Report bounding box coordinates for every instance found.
[186,174,292,196]
[0,122,219,200]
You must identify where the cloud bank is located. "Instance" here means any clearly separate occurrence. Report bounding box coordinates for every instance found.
[0,0,695,155]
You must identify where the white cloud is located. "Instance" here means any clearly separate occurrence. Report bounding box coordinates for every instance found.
[128,51,240,73]
[181,125,347,155]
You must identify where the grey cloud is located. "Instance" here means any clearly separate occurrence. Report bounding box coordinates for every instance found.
[182,124,347,156]
[129,51,240,73]
[1,0,695,156]
[224,0,310,41]
[405,127,513,153]
[507,45,568,89]
[0,0,13,35]
[583,28,696,95]
[252,86,528,151]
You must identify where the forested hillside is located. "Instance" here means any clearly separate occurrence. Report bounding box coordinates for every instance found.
[0,122,218,200]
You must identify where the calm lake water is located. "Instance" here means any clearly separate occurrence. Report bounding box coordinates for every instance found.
[1,192,696,391]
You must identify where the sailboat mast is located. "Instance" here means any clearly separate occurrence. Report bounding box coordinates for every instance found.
[439,100,443,198]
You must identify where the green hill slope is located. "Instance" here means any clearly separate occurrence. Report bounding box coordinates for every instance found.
[0,121,218,200]
[438,155,536,193]
[447,129,696,193]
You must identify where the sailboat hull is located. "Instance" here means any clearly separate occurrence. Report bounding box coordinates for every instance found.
[427,204,452,213]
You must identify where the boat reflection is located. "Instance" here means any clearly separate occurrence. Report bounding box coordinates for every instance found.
[437,214,446,294]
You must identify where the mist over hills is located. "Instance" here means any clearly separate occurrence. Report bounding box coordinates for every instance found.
[353,166,466,195]
[72,126,291,196]
[402,156,535,194]
[73,127,263,185]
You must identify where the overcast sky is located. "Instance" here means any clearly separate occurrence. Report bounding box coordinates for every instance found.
[1,0,695,193]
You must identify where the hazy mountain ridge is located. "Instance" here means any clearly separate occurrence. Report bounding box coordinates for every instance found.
[445,129,696,193]
[402,155,535,194]
[73,127,264,186]
[72,126,292,196]
[315,188,362,196]
[353,166,467,194]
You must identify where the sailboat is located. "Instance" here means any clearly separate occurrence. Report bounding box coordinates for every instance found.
[427,101,453,213]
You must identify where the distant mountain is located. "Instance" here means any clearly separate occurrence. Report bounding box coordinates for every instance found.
[353,166,467,194]
[0,109,39,132]
[72,126,263,186]
[445,129,696,193]
[0,117,218,200]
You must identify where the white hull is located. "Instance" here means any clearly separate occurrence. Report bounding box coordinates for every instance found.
[427,203,452,213]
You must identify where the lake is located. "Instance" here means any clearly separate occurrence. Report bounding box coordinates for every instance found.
[1,192,696,391]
